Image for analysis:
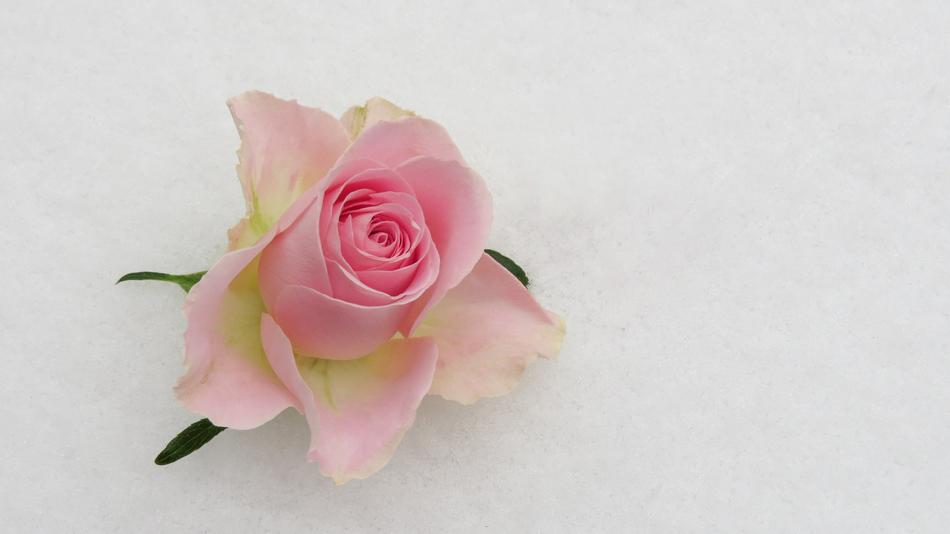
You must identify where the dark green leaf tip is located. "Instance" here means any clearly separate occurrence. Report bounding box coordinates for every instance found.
[484,249,529,287]
[154,418,227,466]
[116,270,207,292]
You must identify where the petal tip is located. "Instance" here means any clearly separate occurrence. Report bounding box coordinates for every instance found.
[541,311,567,361]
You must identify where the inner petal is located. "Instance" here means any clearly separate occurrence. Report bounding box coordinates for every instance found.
[319,166,438,299]
[340,203,420,271]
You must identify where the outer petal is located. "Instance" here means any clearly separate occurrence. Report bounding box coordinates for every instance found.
[227,91,350,249]
[337,117,464,169]
[176,187,321,428]
[394,157,493,333]
[415,253,565,404]
[340,97,415,140]
[177,240,297,428]
[261,314,438,484]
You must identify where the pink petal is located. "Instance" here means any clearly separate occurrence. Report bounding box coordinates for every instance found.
[257,191,331,310]
[261,314,438,484]
[177,236,296,429]
[325,260,403,306]
[356,242,440,299]
[394,157,493,333]
[340,97,415,140]
[416,253,565,404]
[227,91,350,249]
[270,284,413,359]
[258,159,385,312]
[176,187,321,428]
[337,117,464,170]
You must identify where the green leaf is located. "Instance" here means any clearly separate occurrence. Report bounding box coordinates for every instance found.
[116,270,207,292]
[154,418,227,466]
[484,249,529,287]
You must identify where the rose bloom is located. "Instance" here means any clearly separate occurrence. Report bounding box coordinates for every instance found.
[178,92,564,483]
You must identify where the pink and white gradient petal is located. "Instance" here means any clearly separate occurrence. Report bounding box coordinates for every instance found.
[415,253,565,404]
[176,186,323,428]
[340,97,415,140]
[261,314,438,484]
[227,91,350,249]
[177,237,296,429]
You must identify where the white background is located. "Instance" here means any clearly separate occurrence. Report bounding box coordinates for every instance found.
[2,1,949,532]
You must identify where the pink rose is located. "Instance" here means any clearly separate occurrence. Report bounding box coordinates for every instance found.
[177,92,565,483]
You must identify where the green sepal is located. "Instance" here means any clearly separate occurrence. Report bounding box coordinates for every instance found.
[154,418,227,466]
[116,271,207,292]
[484,249,529,287]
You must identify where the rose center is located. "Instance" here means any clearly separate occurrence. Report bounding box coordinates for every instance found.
[371,230,393,246]
[325,175,431,299]
[361,217,407,258]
